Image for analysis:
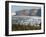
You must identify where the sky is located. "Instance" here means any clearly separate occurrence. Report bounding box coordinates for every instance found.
[11,5,40,12]
[11,5,41,16]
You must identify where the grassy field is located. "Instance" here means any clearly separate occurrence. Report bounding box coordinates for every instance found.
[12,24,41,31]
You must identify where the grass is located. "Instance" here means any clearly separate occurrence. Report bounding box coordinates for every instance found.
[12,24,41,31]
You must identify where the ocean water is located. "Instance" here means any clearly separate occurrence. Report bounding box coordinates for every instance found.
[12,16,41,25]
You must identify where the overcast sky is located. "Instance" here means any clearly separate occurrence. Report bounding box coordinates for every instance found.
[11,5,40,12]
[11,5,41,16]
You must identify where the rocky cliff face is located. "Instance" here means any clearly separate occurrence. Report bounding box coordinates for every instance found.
[15,8,41,16]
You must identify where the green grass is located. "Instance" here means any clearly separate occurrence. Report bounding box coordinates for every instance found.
[12,24,41,31]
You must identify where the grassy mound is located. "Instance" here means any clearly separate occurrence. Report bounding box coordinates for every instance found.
[12,24,41,31]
